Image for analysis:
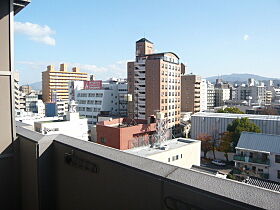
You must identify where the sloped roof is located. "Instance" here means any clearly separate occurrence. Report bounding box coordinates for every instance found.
[136,38,153,44]
[236,132,280,153]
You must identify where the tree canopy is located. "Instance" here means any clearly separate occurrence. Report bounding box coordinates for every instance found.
[217,107,244,114]
[227,117,261,148]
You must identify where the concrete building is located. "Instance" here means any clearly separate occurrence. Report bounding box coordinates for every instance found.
[234,132,280,182]
[1,2,280,209]
[42,64,88,102]
[35,102,88,140]
[236,85,266,106]
[19,84,32,95]
[181,74,201,113]
[127,38,185,129]
[207,81,215,110]
[74,80,128,126]
[215,88,230,107]
[45,100,69,117]
[126,138,201,169]
[200,79,208,112]
[191,112,280,139]
[96,118,156,150]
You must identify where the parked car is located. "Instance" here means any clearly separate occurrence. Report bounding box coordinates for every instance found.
[212,159,226,166]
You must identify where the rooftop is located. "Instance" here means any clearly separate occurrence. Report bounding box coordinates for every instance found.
[236,132,280,153]
[192,112,280,121]
[136,38,153,44]
[125,138,199,157]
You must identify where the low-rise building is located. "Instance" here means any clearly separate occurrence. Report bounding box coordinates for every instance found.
[191,112,280,139]
[126,138,201,169]
[234,132,280,182]
[35,103,88,140]
[96,118,156,150]
[45,100,69,117]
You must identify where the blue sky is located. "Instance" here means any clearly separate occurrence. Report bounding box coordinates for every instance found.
[15,0,280,84]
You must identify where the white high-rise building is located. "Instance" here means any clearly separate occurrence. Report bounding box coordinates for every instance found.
[74,80,128,126]
[207,81,215,110]
[200,79,207,112]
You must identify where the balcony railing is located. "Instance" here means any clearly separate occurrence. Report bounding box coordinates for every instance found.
[233,155,270,165]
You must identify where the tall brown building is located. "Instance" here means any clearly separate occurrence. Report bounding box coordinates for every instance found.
[42,63,88,102]
[127,38,185,128]
[181,74,201,113]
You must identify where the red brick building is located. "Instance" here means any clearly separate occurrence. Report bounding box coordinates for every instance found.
[96,118,156,150]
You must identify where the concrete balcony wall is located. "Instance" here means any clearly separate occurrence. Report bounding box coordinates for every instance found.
[16,125,280,210]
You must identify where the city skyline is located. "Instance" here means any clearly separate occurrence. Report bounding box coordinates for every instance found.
[15,0,280,84]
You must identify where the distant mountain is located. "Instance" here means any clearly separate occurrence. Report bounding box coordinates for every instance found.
[28,81,42,91]
[206,73,279,83]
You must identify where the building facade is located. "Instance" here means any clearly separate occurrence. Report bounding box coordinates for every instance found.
[200,79,208,112]
[127,38,185,129]
[215,88,230,107]
[42,64,88,102]
[191,112,280,139]
[181,74,201,113]
[234,132,280,182]
[75,80,128,126]
[207,81,215,110]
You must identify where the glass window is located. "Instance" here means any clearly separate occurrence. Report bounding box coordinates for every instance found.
[275,155,280,163]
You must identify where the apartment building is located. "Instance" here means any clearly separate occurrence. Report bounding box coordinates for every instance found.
[127,38,185,128]
[200,79,208,112]
[45,100,69,117]
[181,74,201,113]
[42,64,88,102]
[234,132,280,182]
[215,88,230,107]
[207,81,215,110]
[236,85,266,105]
[14,72,20,111]
[19,85,32,95]
[75,80,128,125]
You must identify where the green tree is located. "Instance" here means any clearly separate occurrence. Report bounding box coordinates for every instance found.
[219,131,234,161]
[197,134,212,158]
[227,118,261,149]
[217,107,245,114]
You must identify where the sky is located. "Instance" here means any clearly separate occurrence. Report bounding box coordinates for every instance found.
[15,0,280,84]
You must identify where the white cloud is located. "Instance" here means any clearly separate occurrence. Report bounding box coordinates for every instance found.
[14,21,56,46]
[243,34,249,41]
[16,60,129,80]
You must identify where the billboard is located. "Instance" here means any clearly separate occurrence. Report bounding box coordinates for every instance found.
[84,80,102,90]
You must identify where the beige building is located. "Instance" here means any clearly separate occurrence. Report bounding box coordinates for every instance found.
[181,74,201,113]
[42,64,88,102]
[127,38,185,128]
[19,85,32,95]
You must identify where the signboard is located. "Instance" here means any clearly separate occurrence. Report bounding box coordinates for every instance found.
[84,80,102,90]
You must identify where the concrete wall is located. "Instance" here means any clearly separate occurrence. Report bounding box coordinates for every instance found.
[148,141,201,169]
[15,126,280,210]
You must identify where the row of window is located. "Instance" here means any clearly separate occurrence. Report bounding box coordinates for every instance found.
[78,100,102,105]
[161,98,181,103]
[161,85,181,90]
[161,63,180,71]
[168,154,183,162]
[161,105,180,111]
[77,93,103,98]
[161,92,180,97]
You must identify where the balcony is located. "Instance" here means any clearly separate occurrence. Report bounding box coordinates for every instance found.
[1,123,274,210]
[233,155,270,165]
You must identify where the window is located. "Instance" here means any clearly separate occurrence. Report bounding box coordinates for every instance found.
[101,137,107,144]
[275,155,280,163]
[168,158,170,162]
[278,170,280,179]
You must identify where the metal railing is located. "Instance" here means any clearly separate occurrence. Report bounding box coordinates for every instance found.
[233,155,270,165]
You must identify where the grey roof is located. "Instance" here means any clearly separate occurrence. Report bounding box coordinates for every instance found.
[192,112,280,121]
[237,132,280,153]
[136,38,153,44]
[243,176,280,192]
